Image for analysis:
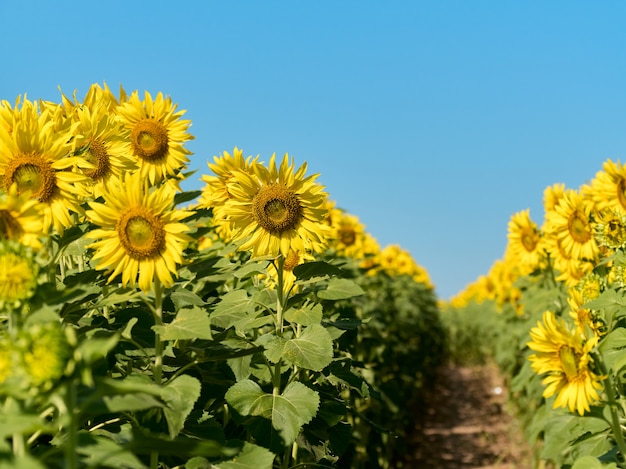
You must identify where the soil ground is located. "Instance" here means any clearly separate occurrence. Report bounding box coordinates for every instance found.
[400,364,534,469]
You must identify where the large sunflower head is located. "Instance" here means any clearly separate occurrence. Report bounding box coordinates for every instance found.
[527,311,603,415]
[224,153,330,258]
[544,188,599,262]
[85,172,192,293]
[586,159,626,215]
[117,90,193,186]
[0,98,89,233]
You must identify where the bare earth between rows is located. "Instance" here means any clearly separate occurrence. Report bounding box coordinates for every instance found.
[400,364,533,468]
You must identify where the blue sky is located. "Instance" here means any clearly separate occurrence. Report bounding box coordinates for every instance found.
[1,1,625,299]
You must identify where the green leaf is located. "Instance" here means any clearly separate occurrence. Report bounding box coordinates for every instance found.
[225,380,320,445]
[282,324,333,371]
[599,328,626,373]
[152,307,213,340]
[216,442,275,469]
[234,261,269,279]
[293,261,346,281]
[256,334,287,364]
[284,303,323,326]
[317,278,364,300]
[211,290,255,330]
[572,455,617,469]
[77,432,146,469]
[170,289,206,308]
[162,375,202,439]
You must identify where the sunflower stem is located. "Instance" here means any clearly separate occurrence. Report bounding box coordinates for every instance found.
[65,379,78,469]
[597,354,626,461]
[150,278,164,469]
[273,256,286,396]
[152,278,164,386]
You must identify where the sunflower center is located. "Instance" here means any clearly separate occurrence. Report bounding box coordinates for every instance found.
[283,250,301,272]
[83,139,111,180]
[130,119,169,162]
[558,346,580,380]
[116,207,166,259]
[4,154,57,202]
[521,229,538,252]
[0,210,23,240]
[568,211,591,244]
[339,228,356,246]
[252,184,302,233]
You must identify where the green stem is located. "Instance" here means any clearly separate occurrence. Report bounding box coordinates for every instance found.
[152,278,164,386]
[273,256,286,397]
[150,278,164,469]
[598,354,626,461]
[65,380,78,469]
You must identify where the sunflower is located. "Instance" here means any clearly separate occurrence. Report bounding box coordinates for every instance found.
[70,102,136,197]
[528,311,603,415]
[567,286,605,338]
[594,209,626,251]
[585,159,626,214]
[198,147,261,240]
[376,244,433,287]
[264,249,314,295]
[0,184,45,249]
[328,208,368,259]
[117,90,193,185]
[85,172,192,293]
[21,322,70,388]
[506,209,545,275]
[544,188,599,262]
[0,98,89,233]
[224,153,329,258]
[0,243,37,306]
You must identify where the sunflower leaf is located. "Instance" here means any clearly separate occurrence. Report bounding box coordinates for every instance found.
[152,307,212,340]
[161,374,202,439]
[282,324,333,371]
[225,380,319,446]
[317,278,365,300]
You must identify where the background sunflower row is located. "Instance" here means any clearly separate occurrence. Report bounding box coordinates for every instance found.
[0,84,444,469]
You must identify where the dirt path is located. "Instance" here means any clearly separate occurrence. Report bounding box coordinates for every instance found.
[400,364,533,468]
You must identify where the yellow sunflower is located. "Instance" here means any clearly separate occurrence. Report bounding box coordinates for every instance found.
[224,153,330,258]
[544,188,599,262]
[0,184,45,249]
[329,208,367,259]
[506,209,545,276]
[376,244,433,288]
[567,286,605,338]
[0,244,37,305]
[198,147,261,240]
[0,98,89,233]
[85,172,192,293]
[528,311,603,415]
[586,159,626,214]
[117,90,193,185]
[70,102,136,197]
[21,322,70,388]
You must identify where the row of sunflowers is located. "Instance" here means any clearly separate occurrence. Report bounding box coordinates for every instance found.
[446,159,626,468]
[0,83,444,468]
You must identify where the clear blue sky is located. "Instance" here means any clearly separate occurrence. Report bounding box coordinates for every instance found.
[1,1,625,299]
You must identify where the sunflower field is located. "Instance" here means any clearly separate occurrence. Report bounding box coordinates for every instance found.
[0,84,446,469]
[445,160,626,468]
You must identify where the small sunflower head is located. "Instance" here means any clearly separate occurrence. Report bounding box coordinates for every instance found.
[0,241,38,308]
[20,322,71,389]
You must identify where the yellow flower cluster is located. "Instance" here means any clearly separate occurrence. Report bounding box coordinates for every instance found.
[451,159,626,312]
